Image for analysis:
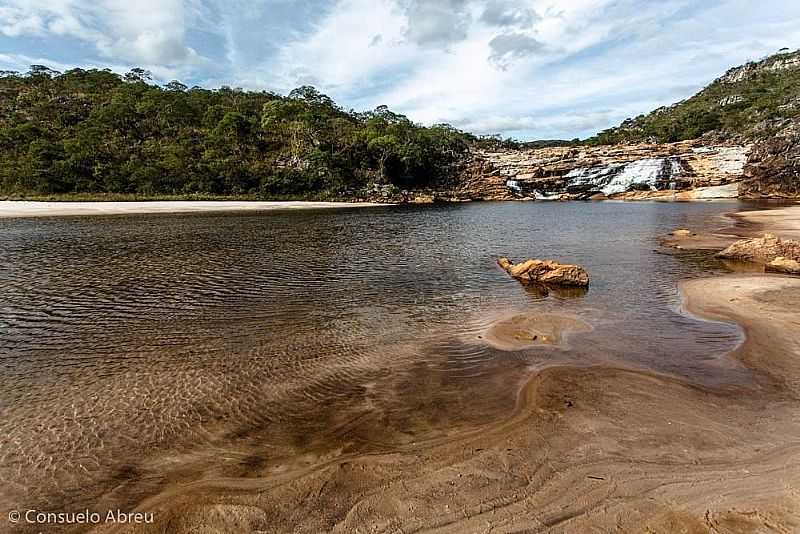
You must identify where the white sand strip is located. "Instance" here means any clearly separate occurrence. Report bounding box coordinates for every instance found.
[0,200,389,218]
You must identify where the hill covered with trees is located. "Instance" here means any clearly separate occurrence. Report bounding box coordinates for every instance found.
[0,66,472,199]
[587,49,800,145]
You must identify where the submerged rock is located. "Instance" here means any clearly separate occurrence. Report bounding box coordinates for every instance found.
[498,257,590,287]
[716,234,800,264]
[766,256,800,275]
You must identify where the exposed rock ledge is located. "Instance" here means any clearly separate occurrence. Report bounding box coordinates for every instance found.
[453,140,750,201]
[717,234,800,271]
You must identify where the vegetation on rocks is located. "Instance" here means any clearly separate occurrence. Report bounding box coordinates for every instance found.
[0,66,471,199]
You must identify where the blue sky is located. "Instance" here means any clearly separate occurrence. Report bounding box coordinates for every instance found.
[2,0,799,140]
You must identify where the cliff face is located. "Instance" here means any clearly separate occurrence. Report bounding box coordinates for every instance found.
[740,119,800,198]
[455,141,750,200]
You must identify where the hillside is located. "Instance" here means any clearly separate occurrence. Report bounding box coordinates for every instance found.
[0,67,471,199]
[589,49,800,145]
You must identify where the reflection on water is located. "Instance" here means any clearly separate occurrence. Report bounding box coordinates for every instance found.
[0,201,756,517]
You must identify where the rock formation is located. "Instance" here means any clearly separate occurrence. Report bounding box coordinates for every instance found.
[458,141,750,201]
[740,119,800,198]
[498,257,590,287]
[443,49,800,202]
[716,234,800,265]
[718,50,800,84]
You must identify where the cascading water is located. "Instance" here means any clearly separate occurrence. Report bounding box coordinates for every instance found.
[548,157,686,197]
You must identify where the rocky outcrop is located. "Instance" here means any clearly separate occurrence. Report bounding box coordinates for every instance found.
[461,141,750,200]
[716,234,800,264]
[452,156,517,201]
[718,49,800,84]
[740,119,800,198]
[498,257,590,287]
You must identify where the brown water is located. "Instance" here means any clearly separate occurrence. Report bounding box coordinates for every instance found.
[0,201,759,525]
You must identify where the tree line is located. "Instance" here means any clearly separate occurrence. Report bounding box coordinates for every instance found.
[0,66,473,199]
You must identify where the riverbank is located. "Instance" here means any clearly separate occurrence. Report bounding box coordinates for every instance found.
[728,205,800,239]
[92,206,800,534]
[0,200,387,218]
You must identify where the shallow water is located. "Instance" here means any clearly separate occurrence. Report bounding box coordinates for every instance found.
[0,201,761,517]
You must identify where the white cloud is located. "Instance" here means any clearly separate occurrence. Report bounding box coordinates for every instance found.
[480,0,538,28]
[2,0,800,138]
[0,6,45,36]
[0,0,205,73]
[264,0,414,92]
[401,0,471,47]
[488,32,544,67]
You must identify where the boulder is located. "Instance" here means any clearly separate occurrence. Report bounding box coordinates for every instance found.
[498,257,589,287]
[766,256,800,275]
[716,234,800,263]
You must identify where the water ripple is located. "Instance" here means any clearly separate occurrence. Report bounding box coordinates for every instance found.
[0,202,750,517]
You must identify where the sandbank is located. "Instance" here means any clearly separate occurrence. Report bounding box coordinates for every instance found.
[0,200,388,218]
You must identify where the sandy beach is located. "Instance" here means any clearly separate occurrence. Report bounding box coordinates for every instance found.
[728,205,800,240]
[0,200,387,218]
[76,205,799,534]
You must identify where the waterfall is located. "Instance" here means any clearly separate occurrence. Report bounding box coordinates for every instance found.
[563,157,685,195]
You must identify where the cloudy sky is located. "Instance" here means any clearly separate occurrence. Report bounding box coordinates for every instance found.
[2,0,799,139]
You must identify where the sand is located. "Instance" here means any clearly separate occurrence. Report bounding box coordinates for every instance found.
[728,205,800,240]
[662,203,800,251]
[113,275,800,534]
[483,312,592,351]
[92,205,800,533]
[0,200,387,218]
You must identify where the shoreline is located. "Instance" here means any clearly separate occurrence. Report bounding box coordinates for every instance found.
[727,204,800,240]
[2,195,788,220]
[0,200,389,218]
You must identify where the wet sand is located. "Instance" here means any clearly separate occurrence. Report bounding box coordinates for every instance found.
[728,205,800,240]
[660,204,800,252]
[483,312,592,351]
[0,200,386,218]
[88,205,800,533]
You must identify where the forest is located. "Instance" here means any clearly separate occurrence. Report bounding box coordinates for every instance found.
[0,66,473,199]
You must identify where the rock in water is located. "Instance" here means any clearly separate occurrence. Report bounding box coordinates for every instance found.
[497,257,590,287]
[766,257,800,275]
[716,234,800,263]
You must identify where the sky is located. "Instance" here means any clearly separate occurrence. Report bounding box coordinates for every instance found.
[1,0,800,140]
